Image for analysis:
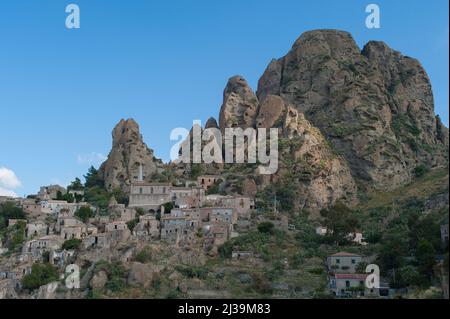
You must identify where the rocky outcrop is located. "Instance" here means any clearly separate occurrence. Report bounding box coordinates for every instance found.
[256,29,448,190]
[90,270,108,290]
[98,119,165,192]
[0,279,18,299]
[219,76,258,132]
[36,282,59,299]
[127,262,155,288]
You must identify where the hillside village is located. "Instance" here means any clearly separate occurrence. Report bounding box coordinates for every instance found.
[1,156,448,299]
[1,29,449,299]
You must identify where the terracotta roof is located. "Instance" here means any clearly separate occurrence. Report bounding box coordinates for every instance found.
[330,252,361,257]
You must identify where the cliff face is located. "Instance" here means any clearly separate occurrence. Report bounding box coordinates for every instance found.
[103,30,448,211]
[98,119,164,192]
[255,29,448,190]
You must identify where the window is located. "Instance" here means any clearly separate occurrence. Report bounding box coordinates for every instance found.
[139,188,143,194]
[352,259,356,264]
[346,281,350,288]
[336,259,340,264]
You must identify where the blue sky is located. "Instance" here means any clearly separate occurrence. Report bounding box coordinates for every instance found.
[0,0,448,197]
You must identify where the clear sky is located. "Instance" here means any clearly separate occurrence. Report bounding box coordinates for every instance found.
[0,0,448,197]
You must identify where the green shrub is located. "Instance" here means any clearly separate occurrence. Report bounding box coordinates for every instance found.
[257,222,275,234]
[61,238,82,250]
[74,206,95,223]
[106,277,126,292]
[135,247,152,263]
[413,165,429,178]
[22,263,59,291]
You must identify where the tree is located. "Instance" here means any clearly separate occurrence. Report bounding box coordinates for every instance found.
[68,177,83,191]
[0,202,26,230]
[84,166,104,188]
[22,263,59,291]
[61,238,82,250]
[75,206,95,223]
[162,202,174,214]
[320,201,359,245]
[416,239,436,284]
[398,265,421,287]
[258,222,275,234]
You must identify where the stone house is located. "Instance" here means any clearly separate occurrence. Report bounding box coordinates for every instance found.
[329,274,379,297]
[205,195,255,218]
[38,185,66,200]
[61,224,87,240]
[105,220,128,232]
[22,235,63,261]
[203,223,230,246]
[134,215,160,237]
[232,250,254,259]
[50,250,76,268]
[197,175,221,191]
[25,221,49,238]
[120,208,136,222]
[129,182,172,212]
[210,208,237,226]
[82,233,109,250]
[22,199,42,216]
[172,186,205,209]
[327,252,363,274]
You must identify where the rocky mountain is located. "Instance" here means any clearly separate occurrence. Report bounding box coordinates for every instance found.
[255,29,448,190]
[101,29,448,211]
[98,119,165,192]
[216,30,448,208]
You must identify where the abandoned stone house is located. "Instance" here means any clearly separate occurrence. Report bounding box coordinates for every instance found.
[22,199,42,216]
[50,249,75,268]
[129,182,206,212]
[205,195,255,218]
[55,216,82,233]
[82,233,109,250]
[25,221,49,238]
[172,186,205,209]
[61,224,87,240]
[203,223,230,249]
[160,215,190,242]
[22,235,63,261]
[8,263,32,282]
[119,208,136,222]
[41,200,94,217]
[134,215,160,237]
[209,208,237,226]
[37,185,66,200]
[232,250,254,259]
[105,220,128,232]
[197,175,221,191]
[129,182,172,212]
